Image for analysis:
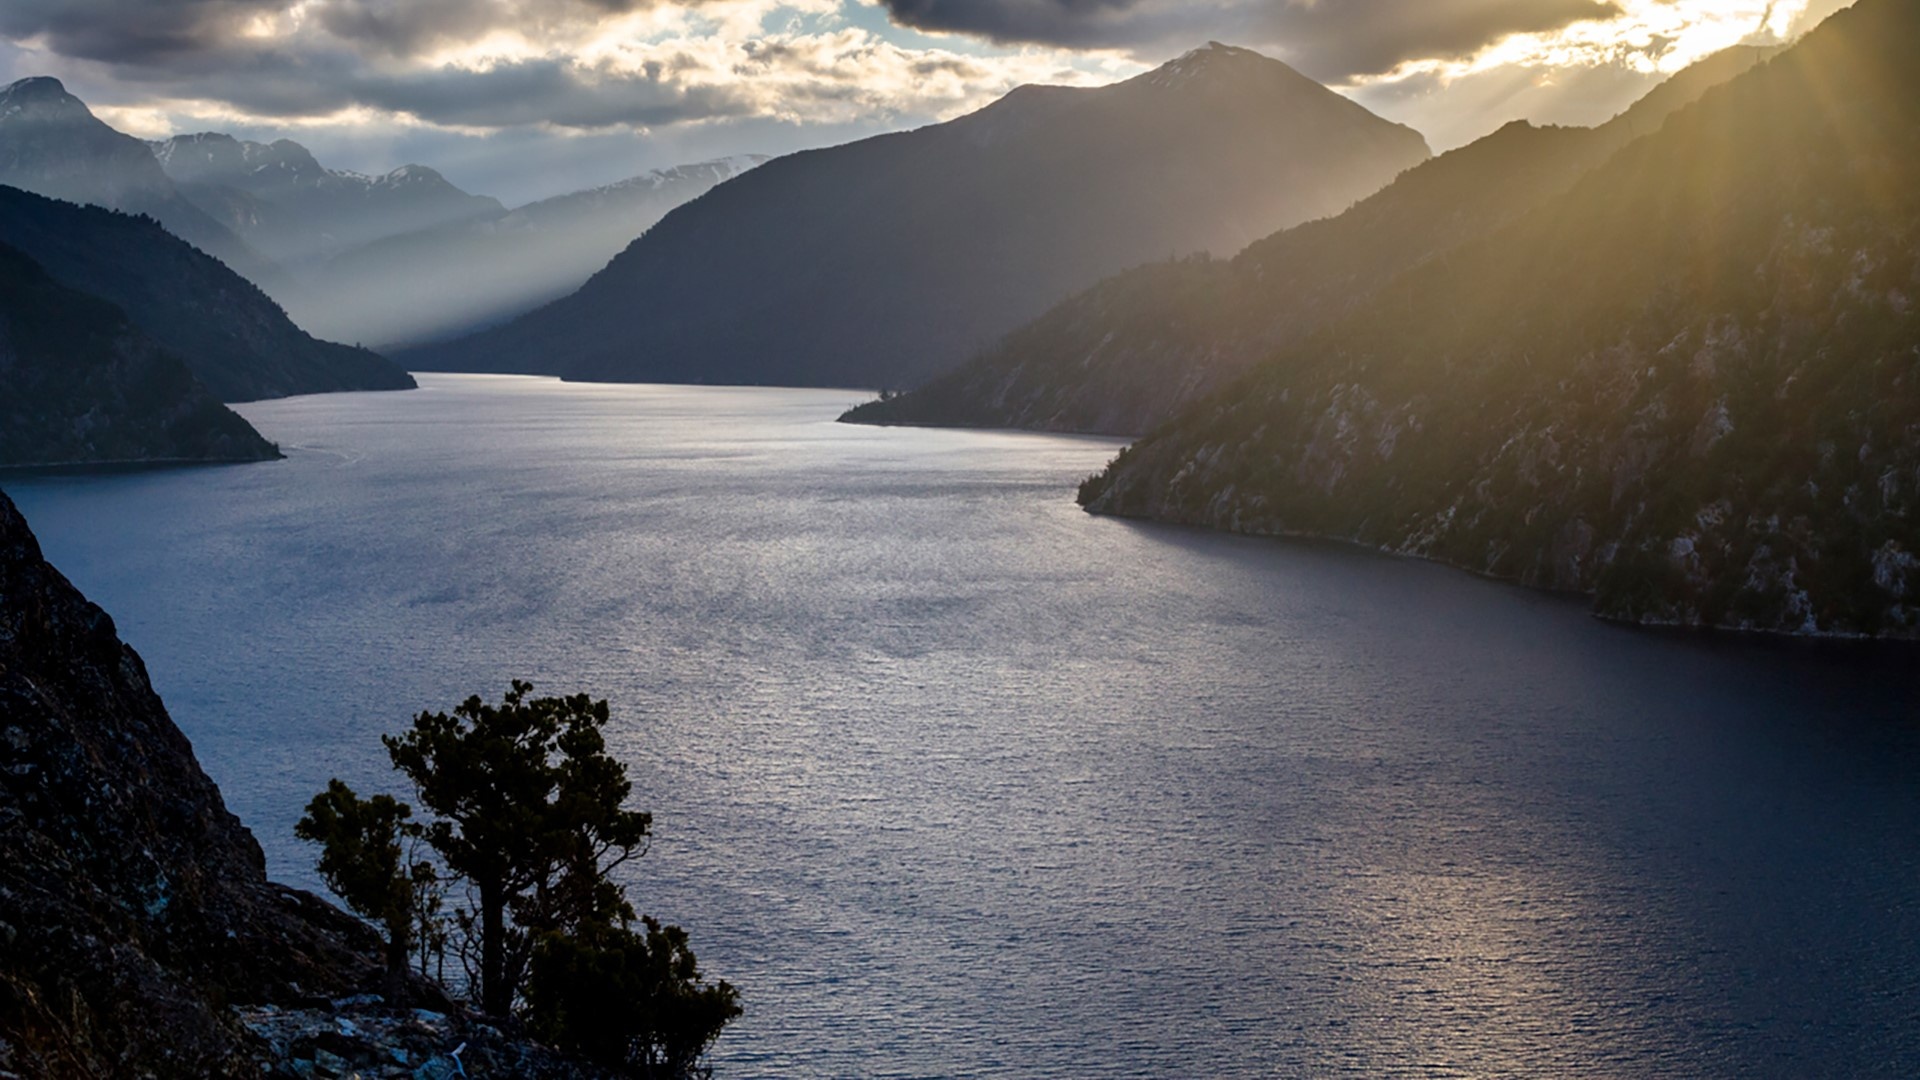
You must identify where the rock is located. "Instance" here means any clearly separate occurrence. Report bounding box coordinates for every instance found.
[0,491,607,1077]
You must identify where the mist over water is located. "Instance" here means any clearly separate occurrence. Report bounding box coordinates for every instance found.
[11,374,1920,1077]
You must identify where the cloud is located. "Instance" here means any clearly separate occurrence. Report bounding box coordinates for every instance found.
[0,0,284,64]
[874,0,1624,80]
[0,0,1829,202]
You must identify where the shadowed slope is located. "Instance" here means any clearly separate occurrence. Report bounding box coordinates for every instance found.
[0,243,279,468]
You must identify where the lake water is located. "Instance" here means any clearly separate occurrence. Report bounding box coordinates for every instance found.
[8,374,1920,1077]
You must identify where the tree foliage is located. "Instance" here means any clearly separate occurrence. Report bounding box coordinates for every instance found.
[527,917,742,1077]
[295,780,437,991]
[297,682,736,1077]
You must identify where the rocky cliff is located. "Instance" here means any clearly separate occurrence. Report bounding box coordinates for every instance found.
[0,493,605,1077]
[1079,0,1920,638]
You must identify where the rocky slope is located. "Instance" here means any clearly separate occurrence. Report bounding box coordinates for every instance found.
[1078,0,1920,637]
[409,43,1429,388]
[0,185,413,402]
[308,156,767,348]
[843,44,1780,436]
[0,77,272,283]
[151,133,505,267]
[0,242,279,469]
[0,492,611,1078]
[0,489,380,1075]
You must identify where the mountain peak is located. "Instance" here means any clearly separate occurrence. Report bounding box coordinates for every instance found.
[2,75,70,100]
[1141,42,1313,92]
[0,76,86,114]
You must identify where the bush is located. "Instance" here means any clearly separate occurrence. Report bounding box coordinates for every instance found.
[528,917,742,1078]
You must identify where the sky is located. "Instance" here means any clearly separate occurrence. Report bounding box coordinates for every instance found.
[0,0,1857,206]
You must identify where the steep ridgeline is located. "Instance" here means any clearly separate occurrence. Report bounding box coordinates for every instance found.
[406,44,1429,387]
[0,491,380,1075]
[151,133,505,267]
[0,185,413,402]
[0,494,615,1078]
[0,242,278,468]
[1079,0,1920,638]
[0,77,271,283]
[295,156,768,348]
[843,44,1781,435]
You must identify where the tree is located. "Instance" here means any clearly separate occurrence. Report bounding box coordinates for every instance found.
[526,917,742,1078]
[294,780,438,994]
[383,681,653,1018]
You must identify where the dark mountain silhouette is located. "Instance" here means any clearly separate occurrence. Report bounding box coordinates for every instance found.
[0,185,414,402]
[1078,0,1920,637]
[287,155,767,348]
[0,77,272,283]
[843,44,1780,435]
[0,242,278,468]
[404,44,1430,388]
[151,132,505,266]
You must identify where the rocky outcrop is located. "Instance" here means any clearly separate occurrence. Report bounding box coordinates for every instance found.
[1079,0,1920,638]
[0,493,603,1076]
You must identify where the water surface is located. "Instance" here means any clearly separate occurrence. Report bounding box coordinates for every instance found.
[9,374,1920,1077]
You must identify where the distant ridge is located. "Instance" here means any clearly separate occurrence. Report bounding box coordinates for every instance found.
[0,241,279,468]
[406,44,1430,389]
[309,155,768,349]
[150,132,505,266]
[0,77,273,283]
[0,184,414,402]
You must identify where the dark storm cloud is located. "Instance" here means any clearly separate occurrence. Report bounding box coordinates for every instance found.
[0,0,759,130]
[0,0,719,67]
[89,42,758,129]
[877,0,1625,79]
[0,0,284,64]
[354,60,757,128]
[310,0,714,58]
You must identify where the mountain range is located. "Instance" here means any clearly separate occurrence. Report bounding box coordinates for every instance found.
[843,44,1781,435]
[402,43,1431,388]
[0,77,275,284]
[1076,0,1920,637]
[151,132,505,267]
[283,155,767,347]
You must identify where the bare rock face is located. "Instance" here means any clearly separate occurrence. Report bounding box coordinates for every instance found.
[0,490,385,1075]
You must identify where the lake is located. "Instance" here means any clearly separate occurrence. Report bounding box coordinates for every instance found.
[8,373,1920,1077]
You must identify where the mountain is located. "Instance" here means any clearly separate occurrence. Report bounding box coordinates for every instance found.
[404,44,1430,388]
[151,132,505,266]
[842,44,1781,436]
[0,77,270,282]
[288,155,766,348]
[1077,0,1920,638]
[0,242,279,468]
[0,185,414,402]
